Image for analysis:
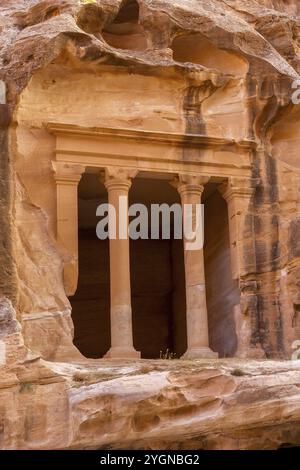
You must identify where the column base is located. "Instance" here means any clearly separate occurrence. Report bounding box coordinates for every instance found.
[104,347,141,359]
[181,347,218,360]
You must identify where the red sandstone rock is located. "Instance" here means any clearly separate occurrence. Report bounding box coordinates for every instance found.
[0,0,300,450]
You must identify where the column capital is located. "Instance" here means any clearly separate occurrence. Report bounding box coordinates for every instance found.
[52,162,85,185]
[102,167,138,192]
[172,174,211,197]
[219,177,260,202]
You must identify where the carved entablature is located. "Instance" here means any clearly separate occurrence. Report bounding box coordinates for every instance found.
[47,123,256,180]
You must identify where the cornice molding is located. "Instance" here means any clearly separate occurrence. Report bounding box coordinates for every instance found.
[46,123,257,151]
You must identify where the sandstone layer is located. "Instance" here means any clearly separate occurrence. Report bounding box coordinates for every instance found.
[1,303,300,449]
[1,0,300,450]
[1,352,300,450]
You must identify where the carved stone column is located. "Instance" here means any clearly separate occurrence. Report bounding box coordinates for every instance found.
[219,177,257,280]
[52,162,85,296]
[103,168,140,359]
[175,174,218,359]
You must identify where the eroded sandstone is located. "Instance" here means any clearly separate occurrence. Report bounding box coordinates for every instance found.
[1,352,300,449]
[1,0,300,450]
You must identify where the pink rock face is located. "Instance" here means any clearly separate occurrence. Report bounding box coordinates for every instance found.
[1,0,300,450]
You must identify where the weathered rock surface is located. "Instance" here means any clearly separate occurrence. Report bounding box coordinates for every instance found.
[1,307,299,450]
[0,0,298,359]
[1,355,300,450]
[1,0,300,450]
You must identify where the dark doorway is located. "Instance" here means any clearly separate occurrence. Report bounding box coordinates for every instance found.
[204,187,239,357]
[71,174,187,359]
[130,178,187,358]
[71,173,110,358]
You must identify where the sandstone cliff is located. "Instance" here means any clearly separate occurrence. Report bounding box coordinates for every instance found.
[1,0,300,359]
[1,0,300,450]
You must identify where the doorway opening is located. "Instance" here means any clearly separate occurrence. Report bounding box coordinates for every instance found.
[71,173,187,359]
[71,173,110,358]
[204,186,239,357]
[129,177,187,359]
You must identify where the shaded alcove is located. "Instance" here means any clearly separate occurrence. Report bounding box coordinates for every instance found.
[129,177,187,359]
[102,0,148,51]
[71,174,187,359]
[71,174,237,359]
[172,33,248,76]
[71,173,111,359]
[204,188,239,357]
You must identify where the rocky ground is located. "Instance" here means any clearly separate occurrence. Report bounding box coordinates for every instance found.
[1,354,300,450]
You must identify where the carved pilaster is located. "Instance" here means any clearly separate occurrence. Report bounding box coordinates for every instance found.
[219,177,259,280]
[52,162,85,296]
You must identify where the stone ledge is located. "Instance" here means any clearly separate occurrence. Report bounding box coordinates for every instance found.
[1,358,300,450]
